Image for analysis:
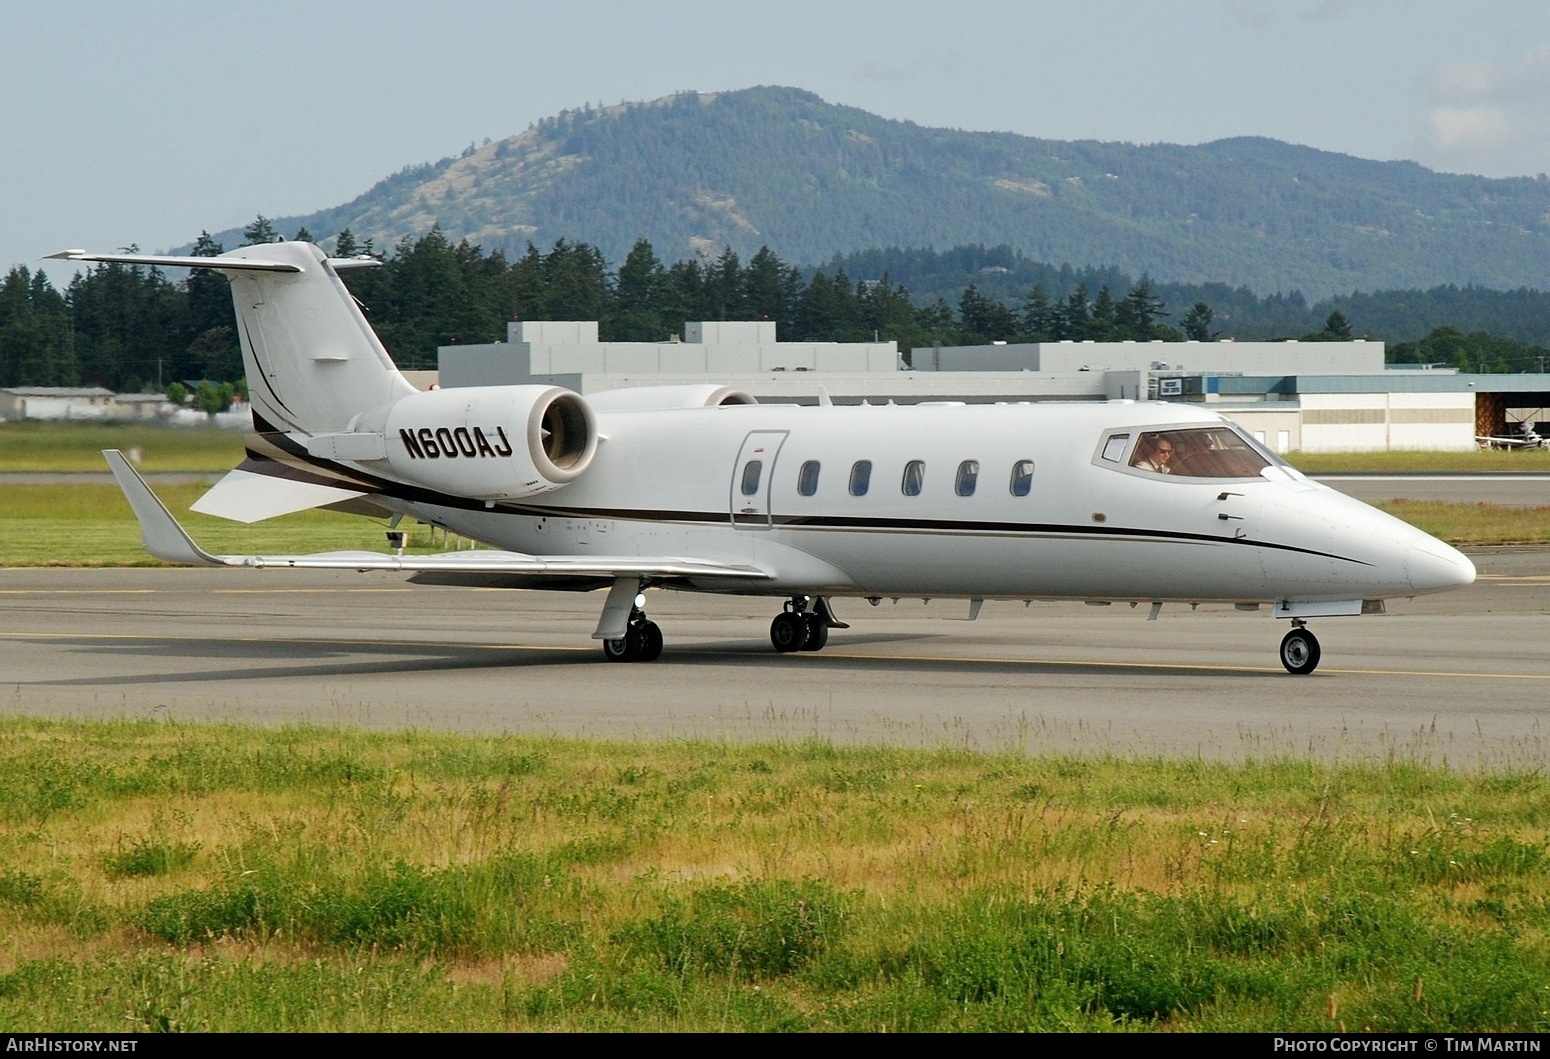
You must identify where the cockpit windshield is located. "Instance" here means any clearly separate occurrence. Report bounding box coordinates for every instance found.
[1128,426,1272,479]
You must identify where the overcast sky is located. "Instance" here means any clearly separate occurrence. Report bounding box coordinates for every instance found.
[6,0,1549,283]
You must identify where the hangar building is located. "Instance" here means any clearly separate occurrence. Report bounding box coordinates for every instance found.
[437,324,1549,453]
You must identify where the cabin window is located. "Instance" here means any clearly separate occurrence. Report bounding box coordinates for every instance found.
[1010,460,1034,496]
[902,460,926,497]
[797,460,820,496]
[740,460,763,496]
[955,460,980,497]
[1130,427,1272,478]
[849,460,872,496]
[1101,434,1131,463]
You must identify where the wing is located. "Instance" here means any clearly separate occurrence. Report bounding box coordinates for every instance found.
[103,449,770,583]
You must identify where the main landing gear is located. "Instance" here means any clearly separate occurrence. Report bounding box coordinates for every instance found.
[602,606,663,663]
[1278,620,1321,675]
[770,596,843,653]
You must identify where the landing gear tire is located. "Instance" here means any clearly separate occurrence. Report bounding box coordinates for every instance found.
[800,614,828,651]
[603,614,663,662]
[1279,627,1321,675]
[771,612,810,653]
[636,620,664,662]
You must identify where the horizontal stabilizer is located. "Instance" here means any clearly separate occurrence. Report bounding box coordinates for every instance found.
[48,249,301,273]
[103,449,769,582]
[191,468,369,523]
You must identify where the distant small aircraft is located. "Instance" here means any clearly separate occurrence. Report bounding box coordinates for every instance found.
[1476,421,1547,451]
[54,242,1475,674]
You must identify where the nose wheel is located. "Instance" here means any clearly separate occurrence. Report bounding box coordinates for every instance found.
[603,608,664,662]
[1278,623,1321,675]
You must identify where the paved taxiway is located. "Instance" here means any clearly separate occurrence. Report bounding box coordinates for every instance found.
[2,551,1546,765]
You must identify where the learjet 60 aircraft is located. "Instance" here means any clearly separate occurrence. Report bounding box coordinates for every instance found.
[52,242,1476,674]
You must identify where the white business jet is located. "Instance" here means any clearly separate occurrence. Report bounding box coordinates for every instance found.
[52,242,1475,674]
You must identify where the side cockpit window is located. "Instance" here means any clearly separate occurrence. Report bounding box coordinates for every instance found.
[1128,427,1271,479]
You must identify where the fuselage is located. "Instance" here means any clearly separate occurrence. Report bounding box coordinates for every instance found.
[361,398,1474,605]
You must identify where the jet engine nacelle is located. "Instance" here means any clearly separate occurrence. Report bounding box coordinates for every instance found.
[376,385,597,499]
[585,384,756,411]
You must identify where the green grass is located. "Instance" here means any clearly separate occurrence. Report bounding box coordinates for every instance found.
[6,421,1550,476]
[0,422,245,472]
[2,483,1546,565]
[4,425,1549,562]
[0,485,421,566]
[1380,500,1550,546]
[1285,448,1550,474]
[0,718,1547,1031]
[4,484,1545,566]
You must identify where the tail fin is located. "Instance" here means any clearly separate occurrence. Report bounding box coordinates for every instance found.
[50,242,415,437]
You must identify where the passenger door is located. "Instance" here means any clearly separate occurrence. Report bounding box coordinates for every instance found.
[731,431,788,529]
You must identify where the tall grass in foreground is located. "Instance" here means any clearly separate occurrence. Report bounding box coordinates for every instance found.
[0,718,1545,1031]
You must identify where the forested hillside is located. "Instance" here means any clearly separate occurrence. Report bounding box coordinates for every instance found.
[200,87,1550,300]
[822,245,1550,348]
[7,227,1550,393]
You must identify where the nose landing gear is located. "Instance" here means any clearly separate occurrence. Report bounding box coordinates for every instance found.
[1278,620,1321,675]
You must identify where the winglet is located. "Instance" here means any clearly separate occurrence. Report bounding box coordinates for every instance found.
[103,449,229,566]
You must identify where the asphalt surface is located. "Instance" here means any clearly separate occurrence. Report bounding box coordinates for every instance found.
[2,551,1546,766]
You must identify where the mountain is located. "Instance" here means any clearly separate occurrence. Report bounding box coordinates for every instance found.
[210,86,1550,299]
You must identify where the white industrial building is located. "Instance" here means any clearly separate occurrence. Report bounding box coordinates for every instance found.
[438,325,1542,453]
[439,320,897,390]
[0,387,121,421]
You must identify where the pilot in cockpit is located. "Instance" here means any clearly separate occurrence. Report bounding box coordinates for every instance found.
[1132,436,1175,474]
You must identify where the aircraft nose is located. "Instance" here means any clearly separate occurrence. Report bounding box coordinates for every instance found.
[1405,537,1476,594]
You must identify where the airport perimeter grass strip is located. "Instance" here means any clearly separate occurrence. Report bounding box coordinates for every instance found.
[6,421,1550,475]
[0,717,1546,1031]
[1,483,1544,566]
[0,422,245,472]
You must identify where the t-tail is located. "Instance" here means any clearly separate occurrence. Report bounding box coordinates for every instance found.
[50,242,414,437]
[51,242,599,523]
